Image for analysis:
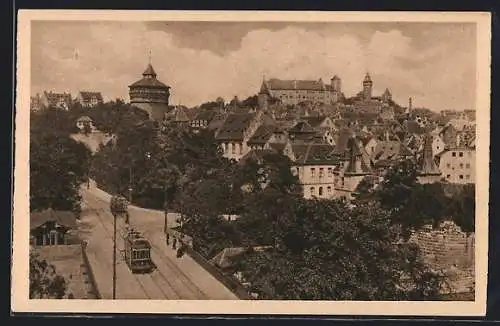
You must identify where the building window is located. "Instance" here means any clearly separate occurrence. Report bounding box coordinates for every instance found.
[459,163,464,168]
[452,152,456,157]
[466,174,470,180]
[239,143,243,155]
[466,163,471,169]
[310,187,315,196]
[327,167,333,177]
[319,168,324,178]
[459,175,464,180]
[327,186,332,194]
[231,143,236,154]
[446,174,451,179]
[311,168,316,178]
[341,177,345,187]
[459,152,464,157]
[319,187,323,196]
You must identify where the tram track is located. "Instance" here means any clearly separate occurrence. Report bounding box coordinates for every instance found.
[82,198,153,299]
[85,191,209,299]
[82,194,206,299]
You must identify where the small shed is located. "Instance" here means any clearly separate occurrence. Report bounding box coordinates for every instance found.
[30,209,78,246]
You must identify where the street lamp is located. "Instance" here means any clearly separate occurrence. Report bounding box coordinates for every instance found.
[112,211,117,299]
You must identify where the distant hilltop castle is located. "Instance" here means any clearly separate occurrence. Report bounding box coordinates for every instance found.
[129,62,171,121]
[258,75,343,107]
[258,72,394,114]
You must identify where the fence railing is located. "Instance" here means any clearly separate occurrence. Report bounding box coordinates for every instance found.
[81,241,101,299]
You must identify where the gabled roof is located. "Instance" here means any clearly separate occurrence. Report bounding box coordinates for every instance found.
[31,209,77,230]
[78,91,103,102]
[216,113,256,141]
[240,149,278,163]
[289,121,316,134]
[300,116,331,129]
[291,143,338,165]
[371,140,413,163]
[247,125,275,145]
[193,110,217,122]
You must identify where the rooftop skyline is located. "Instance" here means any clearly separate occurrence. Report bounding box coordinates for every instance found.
[31,21,477,111]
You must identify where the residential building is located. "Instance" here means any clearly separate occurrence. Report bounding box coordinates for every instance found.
[129,62,170,121]
[76,91,104,107]
[438,148,476,184]
[370,140,414,172]
[289,143,339,199]
[191,110,217,131]
[30,93,42,111]
[40,91,72,110]
[216,111,265,161]
[76,116,97,133]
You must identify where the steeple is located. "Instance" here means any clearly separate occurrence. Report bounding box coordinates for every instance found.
[362,72,373,101]
[417,134,441,183]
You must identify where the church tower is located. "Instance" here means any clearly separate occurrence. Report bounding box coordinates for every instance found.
[362,72,373,101]
[129,62,171,121]
[417,134,442,184]
[258,78,270,111]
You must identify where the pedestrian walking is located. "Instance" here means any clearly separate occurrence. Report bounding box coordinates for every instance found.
[166,232,170,245]
[172,237,177,250]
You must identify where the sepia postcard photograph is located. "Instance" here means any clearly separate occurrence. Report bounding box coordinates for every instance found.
[13,10,490,316]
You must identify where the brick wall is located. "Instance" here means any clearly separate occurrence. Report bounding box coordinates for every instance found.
[409,220,475,294]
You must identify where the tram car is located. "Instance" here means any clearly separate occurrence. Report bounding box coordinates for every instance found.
[123,228,154,273]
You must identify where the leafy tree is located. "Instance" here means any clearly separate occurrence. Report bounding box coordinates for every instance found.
[448,184,475,234]
[29,251,67,299]
[30,123,92,213]
[238,199,443,300]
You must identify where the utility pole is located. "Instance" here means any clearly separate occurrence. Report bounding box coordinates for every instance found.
[112,213,117,299]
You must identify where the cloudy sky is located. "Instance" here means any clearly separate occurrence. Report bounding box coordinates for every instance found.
[31,21,476,111]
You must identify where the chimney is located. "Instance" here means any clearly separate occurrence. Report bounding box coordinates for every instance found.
[408,97,413,112]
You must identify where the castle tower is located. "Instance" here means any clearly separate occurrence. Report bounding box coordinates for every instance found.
[417,134,442,184]
[331,75,342,92]
[362,72,373,101]
[129,62,171,121]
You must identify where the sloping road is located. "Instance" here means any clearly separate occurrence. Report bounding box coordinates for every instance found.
[78,181,238,300]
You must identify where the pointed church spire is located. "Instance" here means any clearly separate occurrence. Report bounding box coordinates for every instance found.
[418,134,441,176]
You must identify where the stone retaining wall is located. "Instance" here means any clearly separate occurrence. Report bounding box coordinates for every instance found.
[409,220,475,295]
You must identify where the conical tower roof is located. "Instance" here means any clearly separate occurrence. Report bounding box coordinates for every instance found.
[418,134,441,175]
[143,63,157,77]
